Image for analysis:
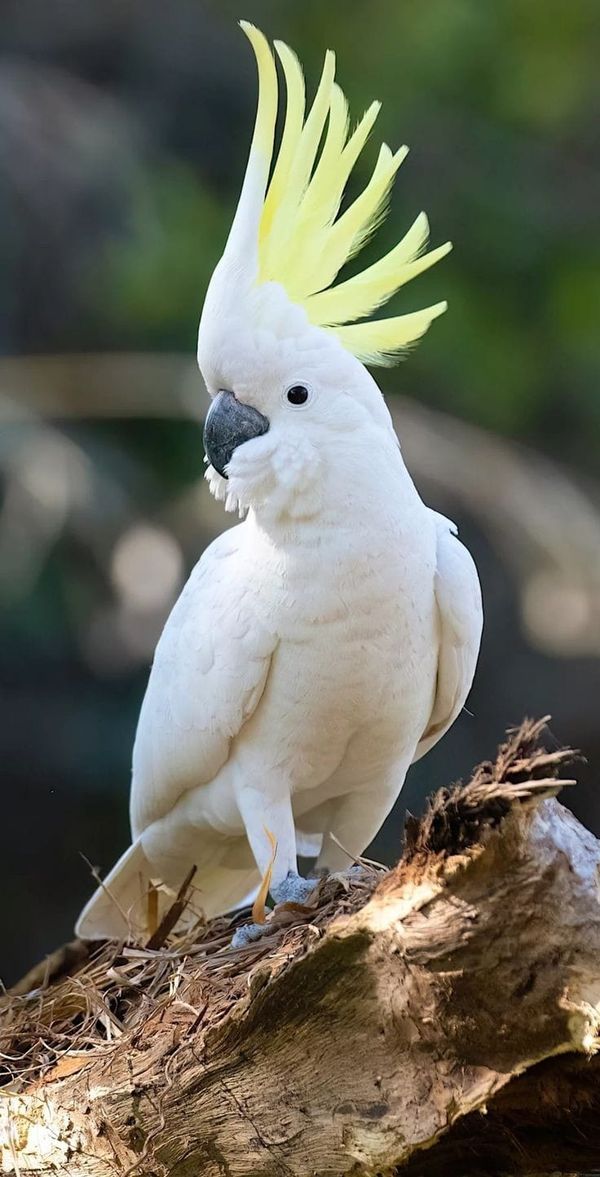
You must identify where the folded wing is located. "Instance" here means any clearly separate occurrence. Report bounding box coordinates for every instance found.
[76,525,277,939]
[130,525,277,838]
[413,513,482,762]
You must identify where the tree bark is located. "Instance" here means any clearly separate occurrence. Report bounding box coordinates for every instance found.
[2,720,599,1177]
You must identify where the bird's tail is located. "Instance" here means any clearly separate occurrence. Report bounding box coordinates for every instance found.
[76,838,261,942]
[75,839,159,941]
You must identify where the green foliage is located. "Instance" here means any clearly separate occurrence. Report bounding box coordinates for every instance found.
[91,0,598,465]
[94,163,228,350]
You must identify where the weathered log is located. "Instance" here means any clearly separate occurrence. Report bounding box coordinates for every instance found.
[1,719,599,1177]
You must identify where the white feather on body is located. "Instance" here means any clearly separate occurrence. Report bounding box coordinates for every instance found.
[76,410,481,940]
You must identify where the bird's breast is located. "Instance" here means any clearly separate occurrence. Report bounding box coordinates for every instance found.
[243,514,439,763]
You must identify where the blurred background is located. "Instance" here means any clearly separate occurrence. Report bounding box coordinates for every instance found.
[1,0,599,984]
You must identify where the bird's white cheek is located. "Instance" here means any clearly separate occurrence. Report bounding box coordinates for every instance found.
[208,430,324,519]
[205,465,228,502]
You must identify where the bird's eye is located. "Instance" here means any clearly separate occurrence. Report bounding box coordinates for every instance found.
[285,384,310,407]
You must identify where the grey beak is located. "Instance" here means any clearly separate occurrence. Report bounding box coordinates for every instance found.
[203,390,270,478]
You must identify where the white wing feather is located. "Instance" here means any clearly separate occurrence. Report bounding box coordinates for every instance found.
[131,524,277,838]
[413,512,482,762]
[76,525,276,940]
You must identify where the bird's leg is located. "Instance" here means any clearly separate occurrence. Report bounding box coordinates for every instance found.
[315,772,407,878]
[231,783,316,948]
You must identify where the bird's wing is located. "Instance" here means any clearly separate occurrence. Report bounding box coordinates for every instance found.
[130,524,277,838]
[413,512,482,762]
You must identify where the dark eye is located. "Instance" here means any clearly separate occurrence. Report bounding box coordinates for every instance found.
[286,384,309,406]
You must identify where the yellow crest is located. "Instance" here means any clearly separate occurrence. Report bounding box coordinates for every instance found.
[237,23,451,366]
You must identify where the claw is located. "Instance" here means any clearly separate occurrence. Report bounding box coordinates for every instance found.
[231,862,319,950]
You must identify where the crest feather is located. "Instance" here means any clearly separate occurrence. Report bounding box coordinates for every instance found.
[239,23,450,365]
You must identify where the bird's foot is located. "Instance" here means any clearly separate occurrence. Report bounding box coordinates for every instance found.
[326,863,364,885]
[230,872,318,949]
[230,921,273,948]
[270,870,318,907]
[307,862,364,885]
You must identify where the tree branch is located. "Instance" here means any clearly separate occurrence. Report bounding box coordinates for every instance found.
[1,719,599,1177]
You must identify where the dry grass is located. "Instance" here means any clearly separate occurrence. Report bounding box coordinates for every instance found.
[403,716,576,862]
[0,864,383,1093]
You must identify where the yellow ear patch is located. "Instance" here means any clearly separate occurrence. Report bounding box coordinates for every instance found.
[240,22,451,366]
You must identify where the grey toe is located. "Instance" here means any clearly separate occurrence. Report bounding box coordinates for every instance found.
[270,870,318,906]
[231,922,268,948]
[333,863,363,880]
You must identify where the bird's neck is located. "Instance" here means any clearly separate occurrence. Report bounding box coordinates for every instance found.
[248,430,423,549]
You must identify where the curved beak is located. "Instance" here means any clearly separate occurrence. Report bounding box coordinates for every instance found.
[203,390,270,479]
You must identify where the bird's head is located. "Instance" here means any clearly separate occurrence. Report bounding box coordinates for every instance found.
[198,23,451,519]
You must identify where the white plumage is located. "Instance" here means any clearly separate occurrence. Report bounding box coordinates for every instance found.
[76,24,482,942]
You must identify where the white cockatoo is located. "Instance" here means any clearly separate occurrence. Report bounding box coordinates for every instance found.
[76,23,482,944]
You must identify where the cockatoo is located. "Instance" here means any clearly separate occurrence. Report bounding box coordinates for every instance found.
[76,22,482,945]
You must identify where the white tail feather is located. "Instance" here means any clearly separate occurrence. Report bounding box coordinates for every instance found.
[76,839,263,942]
[75,839,154,941]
